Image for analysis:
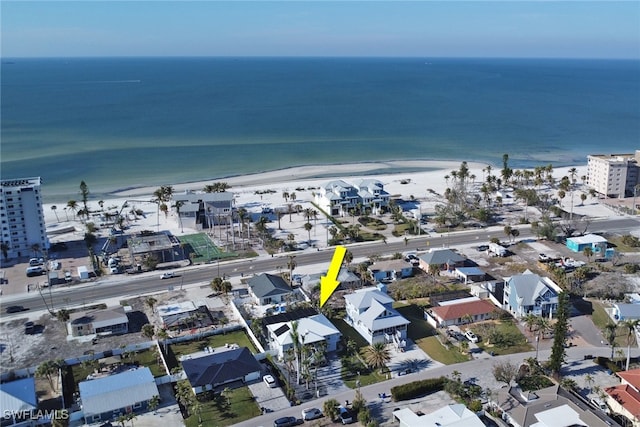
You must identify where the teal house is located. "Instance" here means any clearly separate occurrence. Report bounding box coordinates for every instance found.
[566,234,608,253]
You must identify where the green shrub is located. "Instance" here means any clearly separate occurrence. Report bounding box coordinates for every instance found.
[594,356,621,373]
[390,376,446,401]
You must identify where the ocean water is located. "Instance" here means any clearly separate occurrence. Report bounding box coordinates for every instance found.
[1,57,639,201]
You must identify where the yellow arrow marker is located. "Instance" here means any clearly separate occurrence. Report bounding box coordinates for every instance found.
[320,245,347,307]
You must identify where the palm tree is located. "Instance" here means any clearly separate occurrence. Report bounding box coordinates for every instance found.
[605,322,618,359]
[222,387,233,407]
[624,319,640,371]
[304,222,313,243]
[66,200,78,219]
[362,342,391,374]
[51,205,60,222]
[583,246,594,262]
[289,320,302,385]
[523,313,538,332]
[287,255,297,285]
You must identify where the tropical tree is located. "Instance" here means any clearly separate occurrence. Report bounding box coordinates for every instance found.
[605,322,618,360]
[623,319,640,371]
[549,292,571,378]
[79,181,90,220]
[175,380,195,415]
[289,320,303,384]
[222,387,233,407]
[362,342,390,374]
[56,309,70,323]
[36,360,64,392]
[287,255,297,285]
[304,222,313,243]
[583,246,594,262]
[51,205,60,222]
[142,324,155,339]
[66,200,78,219]
[323,398,340,421]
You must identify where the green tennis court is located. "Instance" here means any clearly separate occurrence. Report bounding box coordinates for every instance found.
[178,233,236,263]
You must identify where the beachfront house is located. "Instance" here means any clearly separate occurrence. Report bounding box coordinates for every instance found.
[173,190,235,230]
[344,287,409,346]
[503,270,561,319]
[314,179,390,217]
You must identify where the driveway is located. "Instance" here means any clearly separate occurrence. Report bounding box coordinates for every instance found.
[248,377,291,413]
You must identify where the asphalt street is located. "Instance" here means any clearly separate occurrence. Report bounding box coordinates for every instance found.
[1,217,638,315]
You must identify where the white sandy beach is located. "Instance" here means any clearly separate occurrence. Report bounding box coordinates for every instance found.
[41,160,611,250]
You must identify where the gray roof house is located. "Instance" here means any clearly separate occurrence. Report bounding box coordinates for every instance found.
[345,287,410,346]
[181,347,262,394]
[247,273,294,305]
[79,367,158,424]
[0,377,37,426]
[504,270,561,318]
[495,384,616,427]
[418,248,466,272]
[301,268,362,293]
[67,306,129,338]
[369,259,413,282]
[173,191,235,230]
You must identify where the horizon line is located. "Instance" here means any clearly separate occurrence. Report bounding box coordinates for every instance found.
[3,55,640,61]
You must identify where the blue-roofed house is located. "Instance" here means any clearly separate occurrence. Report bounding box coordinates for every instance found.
[247,273,294,306]
[611,303,640,323]
[78,367,159,424]
[0,377,37,426]
[181,347,262,394]
[345,287,410,345]
[503,270,561,319]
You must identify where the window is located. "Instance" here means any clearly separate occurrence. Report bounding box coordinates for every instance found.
[133,402,142,409]
[92,415,101,422]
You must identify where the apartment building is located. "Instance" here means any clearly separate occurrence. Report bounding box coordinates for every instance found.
[587,151,640,198]
[0,177,48,259]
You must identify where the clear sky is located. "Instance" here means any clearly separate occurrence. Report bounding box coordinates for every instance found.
[2,1,639,59]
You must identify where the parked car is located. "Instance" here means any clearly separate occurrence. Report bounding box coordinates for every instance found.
[24,321,35,334]
[64,271,73,282]
[339,407,354,425]
[26,266,45,277]
[5,305,26,313]
[263,374,277,388]
[464,330,479,343]
[301,407,322,421]
[29,258,44,266]
[273,416,301,427]
[590,397,610,414]
[159,272,175,279]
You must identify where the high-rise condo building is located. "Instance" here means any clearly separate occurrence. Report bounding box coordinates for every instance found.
[587,151,640,198]
[0,177,48,259]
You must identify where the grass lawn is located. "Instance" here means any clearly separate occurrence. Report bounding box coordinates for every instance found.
[185,386,260,427]
[473,321,533,356]
[331,318,369,349]
[128,349,166,377]
[341,354,387,388]
[393,303,470,364]
[416,336,470,365]
[591,300,632,347]
[171,330,258,360]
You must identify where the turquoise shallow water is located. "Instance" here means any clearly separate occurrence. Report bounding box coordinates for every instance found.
[1,57,639,201]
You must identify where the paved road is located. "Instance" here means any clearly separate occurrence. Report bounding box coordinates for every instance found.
[233,345,635,427]
[2,217,637,314]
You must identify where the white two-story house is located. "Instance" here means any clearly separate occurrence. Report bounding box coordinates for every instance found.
[503,270,561,318]
[315,179,390,217]
[344,287,409,346]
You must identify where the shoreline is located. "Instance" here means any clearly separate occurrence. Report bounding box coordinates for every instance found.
[110,159,489,199]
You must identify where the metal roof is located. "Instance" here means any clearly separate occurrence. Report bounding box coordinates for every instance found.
[79,367,158,417]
